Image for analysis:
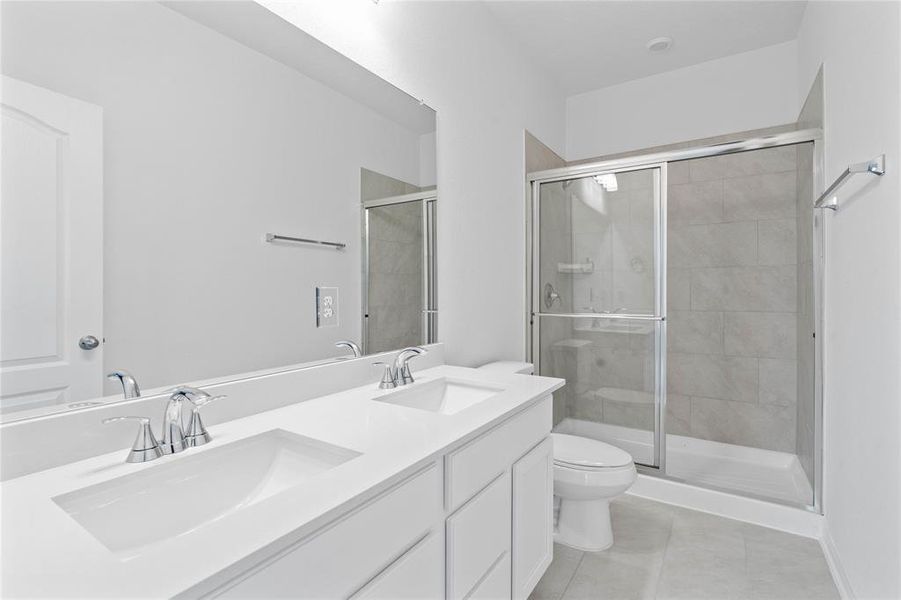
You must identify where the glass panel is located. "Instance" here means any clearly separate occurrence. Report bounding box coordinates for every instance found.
[665,143,815,506]
[539,315,659,466]
[366,201,423,353]
[538,167,658,316]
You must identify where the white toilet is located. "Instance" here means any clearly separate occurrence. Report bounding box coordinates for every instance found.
[551,432,636,551]
[478,361,638,551]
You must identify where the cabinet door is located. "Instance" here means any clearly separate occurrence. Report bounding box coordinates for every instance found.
[352,532,444,600]
[446,472,512,600]
[468,552,511,600]
[512,437,554,600]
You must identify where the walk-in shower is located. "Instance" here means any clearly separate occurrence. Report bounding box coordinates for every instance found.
[528,129,823,510]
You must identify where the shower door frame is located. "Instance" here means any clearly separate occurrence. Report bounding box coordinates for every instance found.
[362,191,438,354]
[528,162,669,470]
[527,128,825,513]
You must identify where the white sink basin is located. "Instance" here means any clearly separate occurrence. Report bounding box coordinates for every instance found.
[53,429,360,556]
[374,377,504,415]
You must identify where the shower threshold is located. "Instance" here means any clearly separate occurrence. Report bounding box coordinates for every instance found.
[555,417,813,506]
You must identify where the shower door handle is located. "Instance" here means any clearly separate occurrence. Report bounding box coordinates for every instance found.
[544,283,561,309]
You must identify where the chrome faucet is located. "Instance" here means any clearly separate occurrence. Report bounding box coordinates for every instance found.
[107,370,141,398]
[372,346,428,389]
[161,386,224,454]
[335,340,362,358]
[103,385,225,463]
[393,347,426,386]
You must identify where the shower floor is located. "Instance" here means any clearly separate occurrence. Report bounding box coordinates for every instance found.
[556,418,813,506]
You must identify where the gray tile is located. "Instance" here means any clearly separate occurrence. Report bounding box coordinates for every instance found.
[657,509,750,599]
[669,221,758,268]
[688,146,798,182]
[668,161,691,185]
[691,266,796,312]
[569,389,604,423]
[562,497,673,599]
[667,269,691,311]
[666,394,692,436]
[723,172,797,222]
[668,311,724,355]
[534,496,838,600]
[742,524,840,600]
[724,312,797,359]
[690,396,796,452]
[529,544,583,600]
[668,181,723,225]
[758,358,797,407]
[668,353,758,404]
[563,550,661,600]
[602,393,655,431]
[758,219,797,266]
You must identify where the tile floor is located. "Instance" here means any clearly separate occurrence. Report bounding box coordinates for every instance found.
[530,495,839,600]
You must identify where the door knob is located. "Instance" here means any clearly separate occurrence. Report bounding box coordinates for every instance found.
[78,335,101,350]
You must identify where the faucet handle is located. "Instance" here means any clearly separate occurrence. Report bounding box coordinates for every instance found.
[102,416,162,463]
[186,395,226,448]
[372,362,397,390]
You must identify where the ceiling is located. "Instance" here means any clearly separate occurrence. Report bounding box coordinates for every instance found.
[162,1,436,134]
[482,1,807,96]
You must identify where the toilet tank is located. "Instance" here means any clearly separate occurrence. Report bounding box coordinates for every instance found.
[477,361,534,376]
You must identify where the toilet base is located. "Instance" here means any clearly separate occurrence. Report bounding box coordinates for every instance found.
[554,497,613,552]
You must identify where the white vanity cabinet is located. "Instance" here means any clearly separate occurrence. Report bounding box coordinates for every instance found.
[210,396,553,600]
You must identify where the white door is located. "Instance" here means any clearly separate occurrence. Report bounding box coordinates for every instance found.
[1,76,103,413]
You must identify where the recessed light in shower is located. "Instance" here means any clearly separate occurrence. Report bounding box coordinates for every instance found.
[647,37,673,52]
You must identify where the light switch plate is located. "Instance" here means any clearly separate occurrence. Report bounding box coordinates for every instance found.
[316,287,339,328]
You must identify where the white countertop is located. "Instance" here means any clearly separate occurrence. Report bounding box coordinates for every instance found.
[1,365,563,598]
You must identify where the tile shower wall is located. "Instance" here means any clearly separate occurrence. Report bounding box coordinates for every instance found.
[666,146,801,452]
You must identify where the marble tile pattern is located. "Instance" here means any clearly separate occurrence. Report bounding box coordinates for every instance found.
[666,146,802,453]
[529,495,839,600]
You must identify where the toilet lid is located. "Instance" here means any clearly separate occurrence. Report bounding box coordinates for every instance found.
[551,433,633,468]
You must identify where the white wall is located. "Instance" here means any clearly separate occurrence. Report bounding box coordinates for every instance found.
[796,2,901,598]
[419,130,437,188]
[262,0,566,367]
[1,2,425,392]
[565,41,800,160]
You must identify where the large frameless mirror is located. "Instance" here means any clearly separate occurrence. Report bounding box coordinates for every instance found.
[0,1,437,421]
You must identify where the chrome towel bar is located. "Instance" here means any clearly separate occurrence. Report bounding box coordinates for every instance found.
[815,154,886,210]
[265,233,346,250]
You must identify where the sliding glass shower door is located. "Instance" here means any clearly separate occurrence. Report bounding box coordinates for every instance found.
[531,165,666,468]
[363,193,437,354]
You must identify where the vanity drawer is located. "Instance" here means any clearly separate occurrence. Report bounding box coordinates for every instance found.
[216,463,441,599]
[446,396,551,511]
[351,531,444,600]
[446,471,512,600]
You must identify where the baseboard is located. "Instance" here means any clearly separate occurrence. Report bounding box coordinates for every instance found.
[820,525,855,599]
[628,474,823,538]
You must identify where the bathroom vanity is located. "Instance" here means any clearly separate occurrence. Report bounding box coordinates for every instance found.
[0,361,563,599]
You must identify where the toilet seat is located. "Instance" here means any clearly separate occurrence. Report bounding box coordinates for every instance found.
[551,433,633,469]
